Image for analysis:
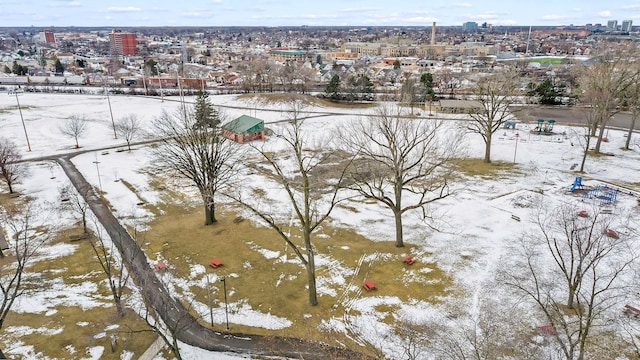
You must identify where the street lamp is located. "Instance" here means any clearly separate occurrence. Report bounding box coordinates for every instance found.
[93,153,103,192]
[220,276,229,331]
[13,90,31,151]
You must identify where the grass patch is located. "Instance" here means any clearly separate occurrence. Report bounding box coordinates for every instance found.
[236,93,377,109]
[452,158,520,179]
[142,201,452,347]
[0,226,156,359]
[0,105,35,114]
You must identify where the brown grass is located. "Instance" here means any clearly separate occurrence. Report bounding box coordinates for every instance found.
[236,93,377,109]
[142,202,451,346]
[452,158,520,179]
[0,225,157,359]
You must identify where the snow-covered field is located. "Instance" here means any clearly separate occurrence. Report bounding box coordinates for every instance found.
[1,91,640,359]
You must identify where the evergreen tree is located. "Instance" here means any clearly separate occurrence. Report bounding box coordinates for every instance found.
[528,78,567,105]
[3,65,10,74]
[194,91,219,129]
[393,59,401,69]
[420,72,436,102]
[54,59,64,74]
[325,74,341,100]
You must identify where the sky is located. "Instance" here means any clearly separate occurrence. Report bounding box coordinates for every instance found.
[1,0,638,28]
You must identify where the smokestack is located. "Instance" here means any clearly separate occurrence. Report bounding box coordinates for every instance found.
[431,22,436,45]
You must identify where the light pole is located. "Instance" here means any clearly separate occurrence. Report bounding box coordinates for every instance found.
[513,133,519,163]
[207,275,214,327]
[93,153,103,192]
[14,91,31,151]
[105,85,117,139]
[155,64,164,102]
[220,276,229,331]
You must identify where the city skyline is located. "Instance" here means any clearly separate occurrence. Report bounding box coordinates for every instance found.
[1,0,638,28]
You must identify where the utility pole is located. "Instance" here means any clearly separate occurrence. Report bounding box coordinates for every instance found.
[14,90,31,151]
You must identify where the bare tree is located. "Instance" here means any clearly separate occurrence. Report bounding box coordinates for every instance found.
[0,199,52,330]
[623,66,640,150]
[59,114,88,149]
[115,114,143,151]
[400,79,419,114]
[0,138,26,194]
[58,183,90,234]
[87,217,130,318]
[226,98,354,306]
[467,70,521,163]
[341,106,460,247]
[506,203,635,360]
[576,49,635,153]
[152,107,238,225]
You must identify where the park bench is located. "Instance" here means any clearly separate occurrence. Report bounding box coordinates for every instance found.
[403,256,416,265]
[624,304,640,316]
[537,324,555,335]
[363,280,377,291]
[209,259,224,268]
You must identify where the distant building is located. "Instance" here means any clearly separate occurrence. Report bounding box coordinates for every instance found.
[622,20,633,32]
[463,22,478,30]
[607,20,618,30]
[267,48,306,62]
[34,30,56,44]
[44,30,55,44]
[109,29,136,56]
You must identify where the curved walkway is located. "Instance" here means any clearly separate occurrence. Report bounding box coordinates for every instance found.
[55,155,371,360]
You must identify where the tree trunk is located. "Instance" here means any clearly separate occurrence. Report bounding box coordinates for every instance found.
[305,238,318,306]
[394,209,404,248]
[483,135,492,163]
[204,202,216,225]
[594,117,610,153]
[567,286,575,309]
[625,109,638,150]
[579,133,592,173]
[7,182,13,194]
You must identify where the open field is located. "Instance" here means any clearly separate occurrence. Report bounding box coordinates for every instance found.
[1,93,640,359]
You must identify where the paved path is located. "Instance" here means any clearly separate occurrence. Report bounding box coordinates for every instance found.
[138,337,165,360]
[55,155,370,359]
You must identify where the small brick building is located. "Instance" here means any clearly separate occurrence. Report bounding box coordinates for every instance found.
[221,115,265,144]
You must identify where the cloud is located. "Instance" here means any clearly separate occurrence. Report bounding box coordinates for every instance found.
[211,0,223,3]
[598,10,612,17]
[48,1,81,7]
[621,5,640,10]
[455,2,472,7]
[542,14,568,20]
[572,8,582,12]
[106,6,141,13]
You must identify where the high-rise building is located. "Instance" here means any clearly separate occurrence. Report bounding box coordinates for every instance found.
[607,20,618,30]
[43,30,55,44]
[109,29,136,56]
[35,30,56,44]
[622,20,633,32]
[462,22,478,30]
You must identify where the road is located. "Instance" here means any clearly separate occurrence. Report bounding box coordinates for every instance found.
[516,106,640,131]
[55,154,371,360]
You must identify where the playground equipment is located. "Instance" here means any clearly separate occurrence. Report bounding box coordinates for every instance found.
[570,177,583,192]
[533,118,556,135]
[582,184,619,205]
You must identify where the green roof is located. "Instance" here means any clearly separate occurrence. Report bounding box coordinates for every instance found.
[222,115,264,134]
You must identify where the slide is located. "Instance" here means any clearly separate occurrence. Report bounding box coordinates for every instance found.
[570,177,582,192]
